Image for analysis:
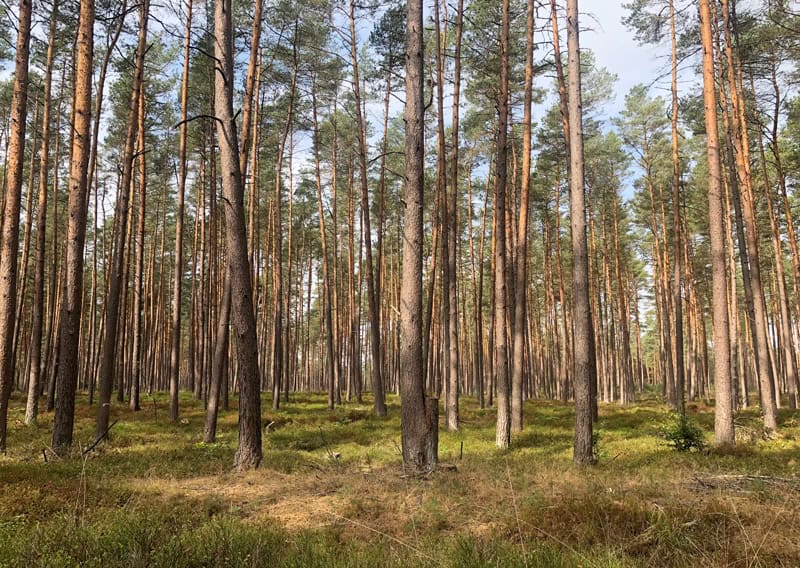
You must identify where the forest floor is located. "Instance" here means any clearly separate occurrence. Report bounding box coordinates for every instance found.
[1,391,799,567]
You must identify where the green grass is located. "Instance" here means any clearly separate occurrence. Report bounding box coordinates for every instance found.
[1,391,799,567]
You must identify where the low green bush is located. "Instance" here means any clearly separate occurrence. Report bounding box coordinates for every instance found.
[660,413,705,452]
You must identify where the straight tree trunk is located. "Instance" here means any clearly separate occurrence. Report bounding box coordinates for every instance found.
[204,273,230,443]
[270,33,297,410]
[511,0,535,433]
[0,0,32,451]
[347,160,361,403]
[670,0,685,413]
[213,0,262,470]
[310,78,336,410]
[25,1,59,425]
[699,0,735,447]
[400,0,437,471]
[95,0,149,440]
[433,0,451,429]
[551,0,574,404]
[45,146,63,412]
[84,5,127,404]
[11,98,38,383]
[566,0,597,465]
[494,0,511,450]
[283,129,295,404]
[720,0,777,430]
[350,0,386,416]
[329,120,342,406]
[208,0,262,434]
[51,0,93,454]
[169,0,193,422]
[445,0,463,432]
[554,177,572,403]
[129,78,147,412]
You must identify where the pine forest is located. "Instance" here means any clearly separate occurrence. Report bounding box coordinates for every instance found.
[1,0,800,565]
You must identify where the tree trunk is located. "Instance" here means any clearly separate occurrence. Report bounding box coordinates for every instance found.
[350,0,386,416]
[720,0,777,430]
[95,0,149,440]
[400,0,437,472]
[25,1,59,425]
[433,0,452,431]
[169,0,192,422]
[129,77,147,412]
[699,0,735,447]
[270,31,297,411]
[204,272,231,443]
[511,0,535,433]
[754,91,797,411]
[213,0,262,470]
[0,0,32,451]
[493,0,511,450]
[51,0,93,455]
[669,0,685,413]
[566,0,597,465]
[311,77,337,412]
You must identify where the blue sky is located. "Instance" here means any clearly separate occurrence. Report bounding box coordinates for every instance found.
[583,2,666,116]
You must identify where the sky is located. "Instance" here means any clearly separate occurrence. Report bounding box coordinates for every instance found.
[581,2,666,117]
[579,1,674,203]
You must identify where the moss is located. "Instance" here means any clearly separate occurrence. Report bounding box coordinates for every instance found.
[0,391,798,566]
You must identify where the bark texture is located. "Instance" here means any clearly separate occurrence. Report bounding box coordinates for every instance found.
[400,0,437,472]
[213,0,263,470]
[52,0,94,454]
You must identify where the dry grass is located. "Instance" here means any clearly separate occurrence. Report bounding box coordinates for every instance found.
[1,390,799,566]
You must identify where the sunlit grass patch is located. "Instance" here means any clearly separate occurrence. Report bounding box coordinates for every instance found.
[1,390,799,566]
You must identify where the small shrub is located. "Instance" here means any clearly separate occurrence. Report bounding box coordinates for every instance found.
[660,413,705,452]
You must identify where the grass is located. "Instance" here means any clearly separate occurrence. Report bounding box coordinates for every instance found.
[1,390,799,567]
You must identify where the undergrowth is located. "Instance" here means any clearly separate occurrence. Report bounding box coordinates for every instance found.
[660,412,706,452]
[0,391,798,567]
